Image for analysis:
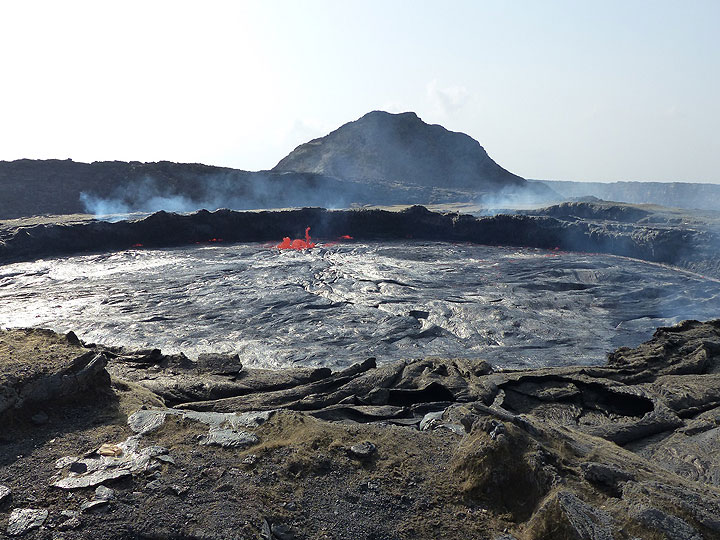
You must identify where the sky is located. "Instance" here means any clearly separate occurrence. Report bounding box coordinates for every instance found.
[1,1,718,183]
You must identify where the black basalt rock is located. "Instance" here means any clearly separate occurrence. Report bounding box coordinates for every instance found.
[2,205,715,280]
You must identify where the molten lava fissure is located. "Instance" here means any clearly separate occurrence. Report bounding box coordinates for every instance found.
[278,227,316,250]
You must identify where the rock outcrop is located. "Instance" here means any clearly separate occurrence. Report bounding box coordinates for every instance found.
[0,329,110,421]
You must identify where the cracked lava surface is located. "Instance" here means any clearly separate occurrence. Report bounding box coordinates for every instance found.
[1,241,718,370]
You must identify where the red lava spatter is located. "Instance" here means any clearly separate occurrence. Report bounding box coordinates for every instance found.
[276,229,354,250]
[195,238,224,245]
[278,227,316,250]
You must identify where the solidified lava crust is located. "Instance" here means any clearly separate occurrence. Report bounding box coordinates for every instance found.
[1,241,718,371]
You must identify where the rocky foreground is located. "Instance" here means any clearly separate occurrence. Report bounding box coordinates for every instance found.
[2,321,720,539]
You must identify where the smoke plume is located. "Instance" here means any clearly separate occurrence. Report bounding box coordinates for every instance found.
[78,173,358,218]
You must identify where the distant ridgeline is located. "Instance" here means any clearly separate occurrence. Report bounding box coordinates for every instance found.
[532,179,720,212]
[0,159,372,219]
[0,111,555,219]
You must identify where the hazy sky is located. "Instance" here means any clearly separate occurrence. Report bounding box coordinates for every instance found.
[1,1,718,183]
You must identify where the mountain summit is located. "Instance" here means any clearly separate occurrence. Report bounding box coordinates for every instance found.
[273,111,542,198]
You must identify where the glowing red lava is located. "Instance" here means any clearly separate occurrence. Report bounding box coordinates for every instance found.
[195,238,224,245]
[278,227,316,250]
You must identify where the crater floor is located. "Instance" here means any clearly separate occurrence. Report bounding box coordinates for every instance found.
[1,241,718,369]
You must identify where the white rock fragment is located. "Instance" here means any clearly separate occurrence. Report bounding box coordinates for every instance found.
[127,409,169,435]
[127,407,271,451]
[419,410,445,431]
[51,436,168,490]
[419,409,467,434]
[80,498,109,512]
[0,484,10,503]
[7,508,48,536]
[155,454,176,465]
[127,407,274,435]
[53,467,132,490]
[348,441,377,459]
[95,485,115,500]
[200,428,259,448]
[54,456,79,469]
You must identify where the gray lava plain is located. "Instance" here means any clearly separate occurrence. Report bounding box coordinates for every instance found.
[1,241,718,370]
